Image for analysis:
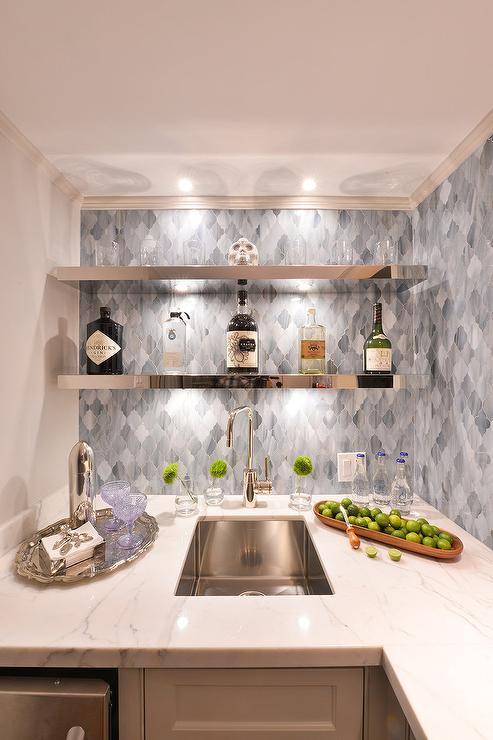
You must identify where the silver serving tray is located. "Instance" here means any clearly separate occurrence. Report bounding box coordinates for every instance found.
[15,509,159,584]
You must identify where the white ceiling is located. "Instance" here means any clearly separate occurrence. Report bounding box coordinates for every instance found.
[1,0,492,198]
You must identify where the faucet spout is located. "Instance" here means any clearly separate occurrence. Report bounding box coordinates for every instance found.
[226,406,272,507]
[226,406,254,469]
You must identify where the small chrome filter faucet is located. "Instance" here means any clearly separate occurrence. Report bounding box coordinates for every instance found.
[226,406,272,507]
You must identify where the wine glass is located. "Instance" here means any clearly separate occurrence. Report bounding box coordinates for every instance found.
[99,480,130,531]
[113,492,147,549]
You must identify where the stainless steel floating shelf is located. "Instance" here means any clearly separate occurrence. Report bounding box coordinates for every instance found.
[54,264,427,294]
[58,373,428,391]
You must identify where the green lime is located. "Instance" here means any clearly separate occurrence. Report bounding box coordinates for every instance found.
[416,518,429,526]
[389,508,402,517]
[405,532,421,544]
[389,514,402,529]
[421,523,434,538]
[370,507,382,519]
[375,513,390,528]
[359,507,371,518]
[368,521,381,532]
[437,538,452,550]
[384,526,394,535]
[331,504,341,515]
[439,531,453,544]
[388,548,402,562]
[392,529,406,539]
[347,504,359,517]
[335,512,345,522]
[406,520,421,534]
[365,545,378,558]
[341,497,352,508]
[422,536,436,548]
[322,508,332,518]
[355,517,367,528]
[431,525,441,536]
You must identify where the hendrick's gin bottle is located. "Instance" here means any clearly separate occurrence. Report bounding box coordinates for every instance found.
[86,307,123,374]
[226,280,258,373]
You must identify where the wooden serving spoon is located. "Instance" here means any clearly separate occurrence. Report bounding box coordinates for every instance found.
[340,505,361,549]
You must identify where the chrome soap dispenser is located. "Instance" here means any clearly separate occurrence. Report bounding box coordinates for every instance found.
[68,441,95,528]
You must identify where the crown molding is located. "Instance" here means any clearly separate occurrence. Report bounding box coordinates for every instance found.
[81,194,414,211]
[409,107,493,209]
[0,109,82,202]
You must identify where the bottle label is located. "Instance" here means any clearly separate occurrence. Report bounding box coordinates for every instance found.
[164,352,183,369]
[366,348,392,372]
[227,331,258,368]
[301,340,325,359]
[86,330,121,365]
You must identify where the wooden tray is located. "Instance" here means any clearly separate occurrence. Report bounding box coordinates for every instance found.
[313,502,463,560]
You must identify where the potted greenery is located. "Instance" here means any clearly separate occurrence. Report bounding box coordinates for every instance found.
[289,455,314,511]
[205,459,228,506]
[162,462,198,517]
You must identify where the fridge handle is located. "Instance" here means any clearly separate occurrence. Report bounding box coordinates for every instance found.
[66,728,85,740]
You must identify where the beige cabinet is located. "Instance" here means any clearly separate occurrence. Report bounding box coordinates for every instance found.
[144,667,364,740]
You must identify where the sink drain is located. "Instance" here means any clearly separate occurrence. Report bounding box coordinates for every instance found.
[239,590,265,597]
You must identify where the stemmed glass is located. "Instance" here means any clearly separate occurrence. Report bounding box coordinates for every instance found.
[99,480,130,531]
[113,492,147,550]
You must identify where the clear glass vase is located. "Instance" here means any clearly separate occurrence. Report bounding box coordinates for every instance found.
[205,483,224,506]
[289,477,311,511]
[175,474,198,517]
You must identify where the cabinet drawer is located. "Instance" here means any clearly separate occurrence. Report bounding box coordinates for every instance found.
[145,667,363,740]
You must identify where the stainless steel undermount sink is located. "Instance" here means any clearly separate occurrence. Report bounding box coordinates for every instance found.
[175,519,333,596]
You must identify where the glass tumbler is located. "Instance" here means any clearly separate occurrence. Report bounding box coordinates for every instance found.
[96,239,119,266]
[376,239,397,264]
[183,237,204,265]
[99,480,131,531]
[141,233,159,265]
[113,491,147,549]
[334,240,354,265]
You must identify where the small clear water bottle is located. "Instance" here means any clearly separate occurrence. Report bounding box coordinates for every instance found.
[390,458,412,514]
[372,451,390,506]
[352,453,370,506]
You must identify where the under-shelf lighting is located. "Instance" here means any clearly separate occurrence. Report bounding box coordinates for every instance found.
[178,177,193,193]
[174,282,192,293]
[297,281,313,291]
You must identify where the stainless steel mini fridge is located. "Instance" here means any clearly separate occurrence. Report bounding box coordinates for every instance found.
[0,676,110,740]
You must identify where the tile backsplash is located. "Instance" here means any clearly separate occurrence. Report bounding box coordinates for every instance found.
[413,137,493,547]
[80,208,417,495]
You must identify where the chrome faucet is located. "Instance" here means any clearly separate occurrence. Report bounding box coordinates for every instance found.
[226,406,272,507]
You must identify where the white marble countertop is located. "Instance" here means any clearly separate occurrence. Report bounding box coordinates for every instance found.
[1,494,493,740]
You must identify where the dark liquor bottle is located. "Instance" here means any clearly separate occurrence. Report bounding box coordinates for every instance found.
[226,280,258,374]
[363,302,392,374]
[86,307,123,374]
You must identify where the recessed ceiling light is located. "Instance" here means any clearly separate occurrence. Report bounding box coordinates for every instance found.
[302,178,317,192]
[178,177,193,193]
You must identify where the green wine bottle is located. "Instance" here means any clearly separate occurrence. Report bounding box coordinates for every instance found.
[363,303,392,374]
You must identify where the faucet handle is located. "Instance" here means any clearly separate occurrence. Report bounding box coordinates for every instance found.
[264,456,270,480]
[255,456,272,494]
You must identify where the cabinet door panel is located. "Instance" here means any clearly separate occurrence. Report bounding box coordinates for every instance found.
[145,668,363,740]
